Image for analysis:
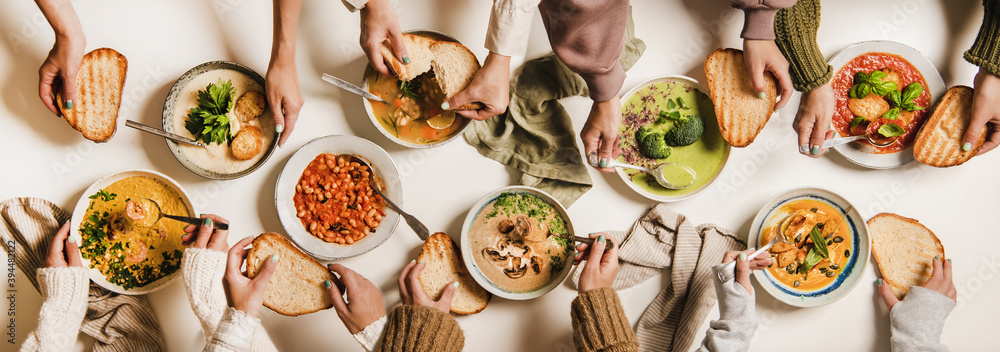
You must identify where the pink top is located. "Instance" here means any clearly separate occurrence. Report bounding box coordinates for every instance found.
[730,0,798,40]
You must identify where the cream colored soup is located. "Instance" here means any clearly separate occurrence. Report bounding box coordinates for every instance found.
[171,69,274,174]
[469,193,571,293]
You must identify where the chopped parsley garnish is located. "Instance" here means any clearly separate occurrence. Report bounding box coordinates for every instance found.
[185,79,236,145]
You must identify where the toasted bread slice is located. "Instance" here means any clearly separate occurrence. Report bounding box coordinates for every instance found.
[867,213,945,299]
[247,232,335,316]
[704,48,777,147]
[430,41,484,110]
[57,48,127,143]
[234,91,266,122]
[417,232,491,315]
[231,125,263,160]
[380,33,436,81]
[914,86,984,167]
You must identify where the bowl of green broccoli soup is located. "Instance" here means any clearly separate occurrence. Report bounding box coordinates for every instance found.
[617,76,730,202]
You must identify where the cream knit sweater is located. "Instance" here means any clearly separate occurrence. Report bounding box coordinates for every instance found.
[19,267,90,352]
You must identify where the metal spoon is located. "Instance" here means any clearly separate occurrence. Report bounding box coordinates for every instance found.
[822,130,897,149]
[552,232,616,250]
[352,157,430,241]
[717,212,796,282]
[588,153,696,189]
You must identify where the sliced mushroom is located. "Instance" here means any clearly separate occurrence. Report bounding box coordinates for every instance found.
[530,256,542,274]
[504,257,528,279]
[497,219,514,234]
[513,216,531,238]
[483,248,507,262]
[512,215,549,242]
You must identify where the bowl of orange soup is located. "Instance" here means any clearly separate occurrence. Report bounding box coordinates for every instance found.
[748,187,871,307]
[361,30,473,148]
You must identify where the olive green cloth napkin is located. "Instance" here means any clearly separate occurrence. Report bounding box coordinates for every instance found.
[572,204,746,352]
[0,197,167,352]
[464,7,646,206]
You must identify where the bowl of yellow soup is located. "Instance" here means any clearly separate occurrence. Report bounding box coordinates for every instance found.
[617,76,731,202]
[70,169,195,294]
[748,187,871,307]
[361,30,472,148]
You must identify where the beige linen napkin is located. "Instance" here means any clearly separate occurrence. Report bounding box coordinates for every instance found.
[0,197,167,352]
[573,204,746,352]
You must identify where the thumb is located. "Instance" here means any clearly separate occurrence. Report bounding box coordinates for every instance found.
[597,134,616,170]
[734,252,753,295]
[252,254,280,290]
[444,88,476,112]
[65,235,83,267]
[963,110,988,152]
[269,94,286,145]
[877,278,899,310]
[389,27,409,64]
[61,67,78,110]
[437,281,458,306]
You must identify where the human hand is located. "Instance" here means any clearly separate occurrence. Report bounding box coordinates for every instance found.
[574,233,620,293]
[360,0,407,76]
[265,60,304,147]
[721,249,772,295]
[38,35,85,117]
[444,52,511,120]
[964,68,1000,155]
[182,214,230,252]
[581,96,623,173]
[223,236,279,317]
[398,261,456,314]
[793,83,836,157]
[43,221,82,268]
[878,257,955,311]
[325,264,386,334]
[743,39,794,110]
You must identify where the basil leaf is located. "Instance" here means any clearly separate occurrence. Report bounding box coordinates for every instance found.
[869,70,887,83]
[882,107,900,120]
[809,224,829,258]
[849,85,864,99]
[800,247,824,273]
[902,82,923,104]
[885,90,903,107]
[850,116,867,127]
[878,81,898,96]
[878,123,906,137]
[854,72,869,85]
[667,99,676,110]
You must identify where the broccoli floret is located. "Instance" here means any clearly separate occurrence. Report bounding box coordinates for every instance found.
[664,114,704,147]
[636,129,671,159]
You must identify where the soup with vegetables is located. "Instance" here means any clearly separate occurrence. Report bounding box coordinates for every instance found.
[468,192,573,293]
[760,200,853,291]
[366,72,468,145]
[78,177,189,290]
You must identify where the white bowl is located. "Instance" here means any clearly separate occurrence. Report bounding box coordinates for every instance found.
[460,186,576,300]
[748,187,871,307]
[70,169,196,295]
[274,135,402,260]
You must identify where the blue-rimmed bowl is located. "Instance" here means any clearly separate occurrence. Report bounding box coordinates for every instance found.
[460,186,576,300]
[748,187,871,307]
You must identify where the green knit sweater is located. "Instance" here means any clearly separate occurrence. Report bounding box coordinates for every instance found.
[966,0,1000,76]
[571,288,640,352]
[377,305,464,352]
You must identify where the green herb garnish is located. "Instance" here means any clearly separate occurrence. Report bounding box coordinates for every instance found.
[882,107,900,120]
[849,70,897,99]
[89,189,117,202]
[878,123,906,138]
[886,82,926,112]
[185,79,236,145]
[849,117,867,128]
[399,80,421,100]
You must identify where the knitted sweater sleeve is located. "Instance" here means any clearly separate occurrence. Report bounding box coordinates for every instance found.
[965,0,1000,76]
[773,0,833,91]
[19,267,90,352]
[183,248,278,352]
[203,308,261,352]
[376,305,465,352]
[570,288,639,352]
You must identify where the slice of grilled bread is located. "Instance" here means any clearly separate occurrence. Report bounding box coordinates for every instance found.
[430,41,484,110]
[417,232,490,315]
[704,48,777,147]
[913,86,984,167]
[247,232,335,316]
[867,213,945,299]
[57,48,127,143]
[380,33,435,81]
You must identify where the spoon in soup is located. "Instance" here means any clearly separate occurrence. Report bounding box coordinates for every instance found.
[352,157,431,241]
[587,153,696,190]
[717,212,796,282]
[821,128,898,149]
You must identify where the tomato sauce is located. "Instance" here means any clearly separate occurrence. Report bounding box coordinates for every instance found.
[831,53,931,153]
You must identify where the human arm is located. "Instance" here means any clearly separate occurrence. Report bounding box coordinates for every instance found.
[325,264,388,351]
[266,0,304,147]
[373,261,463,352]
[695,250,772,352]
[443,52,511,121]
[570,233,639,352]
[35,0,86,117]
[202,236,279,352]
[877,257,956,352]
[963,0,1000,155]
[773,0,835,156]
[19,222,89,352]
[731,0,797,109]
[360,0,409,76]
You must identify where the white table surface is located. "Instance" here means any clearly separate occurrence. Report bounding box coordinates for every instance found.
[2,0,998,351]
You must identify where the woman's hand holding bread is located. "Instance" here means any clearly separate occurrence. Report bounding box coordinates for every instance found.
[445,52,511,120]
[743,40,794,111]
[360,0,409,77]
[574,233,620,293]
[36,0,86,117]
[182,214,230,251]
[43,221,82,268]
[223,236,279,317]
[964,68,1000,155]
[399,260,457,313]
[325,264,386,334]
[877,257,956,311]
